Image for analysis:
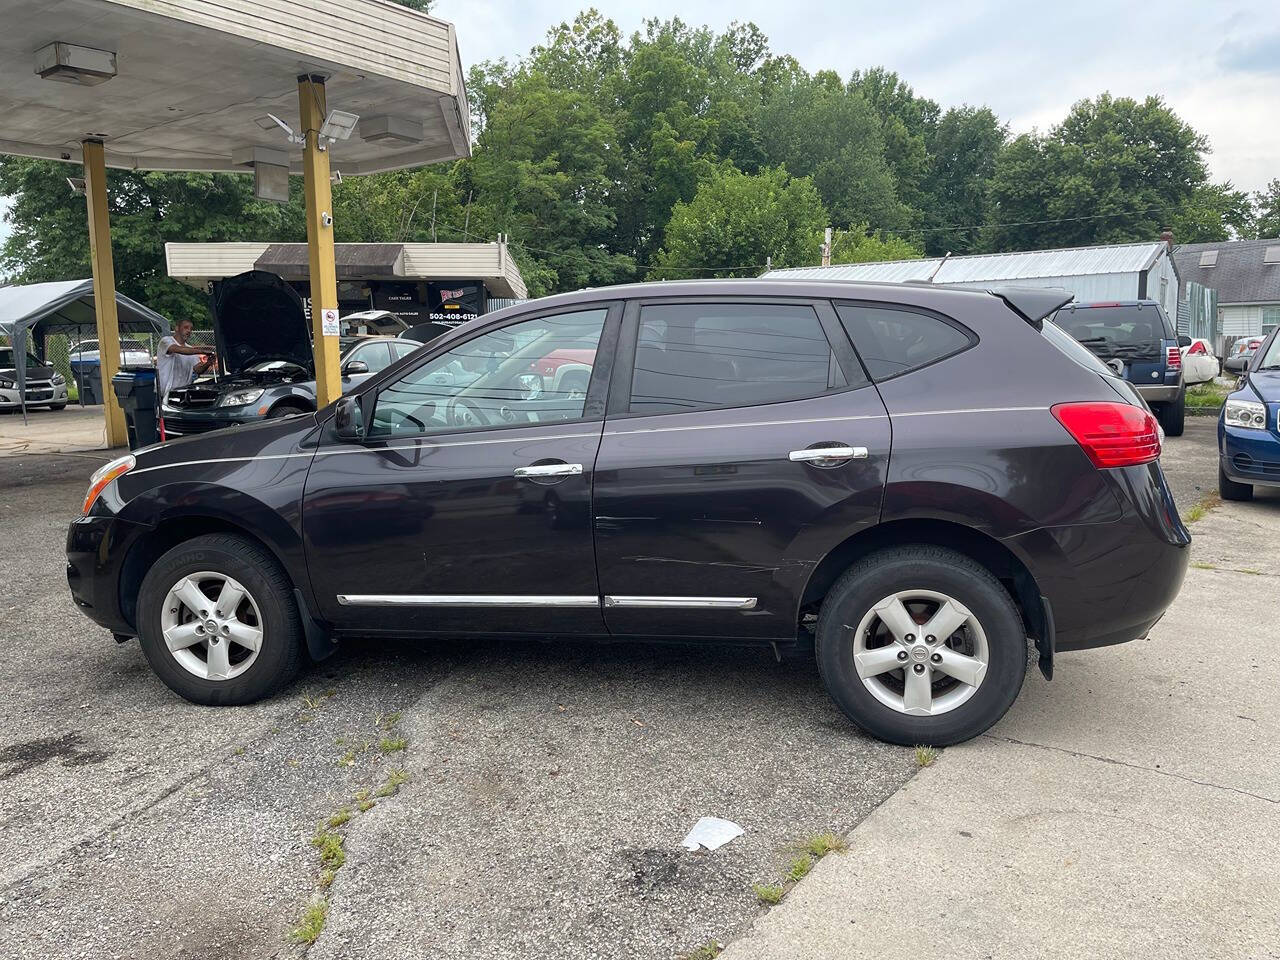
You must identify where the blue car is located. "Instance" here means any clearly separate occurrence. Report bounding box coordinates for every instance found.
[1219,327,1280,500]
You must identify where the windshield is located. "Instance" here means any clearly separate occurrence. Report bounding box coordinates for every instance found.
[1254,333,1280,371]
[0,348,44,369]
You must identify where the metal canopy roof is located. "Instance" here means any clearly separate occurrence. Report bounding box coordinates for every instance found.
[764,241,1169,285]
[0,0,470,174]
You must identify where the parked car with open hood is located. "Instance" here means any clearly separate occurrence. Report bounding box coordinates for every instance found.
[160,271,420,436]
[67,279,1190,746]
[1051,300,1188,436]
[0,345,68,411]
[1218,327,1280,501]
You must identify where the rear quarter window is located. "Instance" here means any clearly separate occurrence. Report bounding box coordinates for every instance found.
[1043,319,1121,378]
[834,303,972,381]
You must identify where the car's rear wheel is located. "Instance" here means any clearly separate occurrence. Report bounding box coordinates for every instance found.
[816,546,1027,746]
[1218,463,1253,502]
[1158,388,1185,437]
[136,533,304,704]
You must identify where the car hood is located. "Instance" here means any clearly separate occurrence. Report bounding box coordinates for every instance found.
[213,271,311,377]
[0,363,56,380]
[1241,369,1280,402]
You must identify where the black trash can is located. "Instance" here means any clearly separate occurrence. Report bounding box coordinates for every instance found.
[111,366,159,450]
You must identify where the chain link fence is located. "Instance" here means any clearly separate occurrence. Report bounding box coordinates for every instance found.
[27,331,216,403]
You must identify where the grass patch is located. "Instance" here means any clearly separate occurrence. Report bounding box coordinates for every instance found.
[1185,493,1221,523]
[1190,561,1217,570]
[678,941,724,960]
[318,868,335,889]
[379,736,408,753]
[356,798,376,812]
[288,899,328,944]
[326,806,353,829]
[785,854,813,884]
[374,768,409,798]
[753,883,786,905]
[803,832,848,858]
[914,745,938,768]
[377,710,403,729]
[312,830,345,871]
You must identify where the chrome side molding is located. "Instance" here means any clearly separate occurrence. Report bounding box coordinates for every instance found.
[336,594,599,607]
[603,596,757,609]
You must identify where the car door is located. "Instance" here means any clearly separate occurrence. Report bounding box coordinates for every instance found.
[592,297,890,641]
[303,303,621,636]
[340,340,393,392]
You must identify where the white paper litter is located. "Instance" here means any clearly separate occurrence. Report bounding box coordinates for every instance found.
[681,816,744,852]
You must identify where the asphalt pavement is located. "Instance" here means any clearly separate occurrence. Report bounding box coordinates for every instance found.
[0,420,1268,959]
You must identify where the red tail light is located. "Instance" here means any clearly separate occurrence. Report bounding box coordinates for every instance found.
[1051,402,1161,469]
[1188,340,1207,355]
[1166,345,1181,369]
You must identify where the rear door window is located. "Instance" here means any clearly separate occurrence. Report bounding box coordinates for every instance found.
[834,303,972,381]
[628,303,858,414]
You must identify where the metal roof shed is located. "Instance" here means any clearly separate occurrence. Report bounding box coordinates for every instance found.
[0,0,471,446]
[764,241,1181,320]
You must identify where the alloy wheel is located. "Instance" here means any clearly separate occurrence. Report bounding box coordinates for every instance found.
[850,589,989,716]
[160,571,264,681]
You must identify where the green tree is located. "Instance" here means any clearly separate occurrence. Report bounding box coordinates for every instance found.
[0,157,304,321]
[849,67,939,224]
[983,94,1210,251]
[1253,179,1280,239]
[1169,182,1254,243]
[920,106,1006,254]
[650,164,826,279]
[830,225,923,264]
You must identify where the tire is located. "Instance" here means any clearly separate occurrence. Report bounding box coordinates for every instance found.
[136,533,305,705]
[1159,388,1185,437]
[48,402,67,411]
[816,545,1027,746]
[268,403,309,419]
[1218,463,1253,502]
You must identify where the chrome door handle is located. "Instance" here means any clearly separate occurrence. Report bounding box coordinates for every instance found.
[514,463,583,478]
[789,446,867,462]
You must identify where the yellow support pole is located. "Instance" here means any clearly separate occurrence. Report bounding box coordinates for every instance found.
[82,139,128,448]
[298,74,341,407]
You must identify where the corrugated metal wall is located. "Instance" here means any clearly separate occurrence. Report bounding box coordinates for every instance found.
[1179,281,1219,344]
[946,272,1142,302]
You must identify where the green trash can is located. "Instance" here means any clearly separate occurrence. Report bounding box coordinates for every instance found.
[111,367,159,449]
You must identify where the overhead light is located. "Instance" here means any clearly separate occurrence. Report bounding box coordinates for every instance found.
[358,115,423,144]
[255,113,304,145]
[66,177,86,196]
[35,42,116,86]
[319,110,360,143]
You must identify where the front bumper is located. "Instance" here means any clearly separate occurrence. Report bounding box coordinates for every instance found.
[0,381,68,408]
[1219,419,1280,489]
[67,510,152,635]
[159,406,264,437]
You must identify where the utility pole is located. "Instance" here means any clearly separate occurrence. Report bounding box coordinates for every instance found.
[822,226,833,268]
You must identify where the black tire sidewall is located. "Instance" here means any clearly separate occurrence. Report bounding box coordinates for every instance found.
[817,550,1026,746]
[137,537,300,705]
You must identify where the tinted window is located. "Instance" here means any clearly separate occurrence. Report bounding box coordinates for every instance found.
[351,341,394,372]
[1053,305,1172,346]
[390,341,420,360]
[835,304,970,381]
[370,309,607,438]
[629,304,854,414]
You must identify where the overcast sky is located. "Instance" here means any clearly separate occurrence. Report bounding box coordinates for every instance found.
[437,0,1280,194]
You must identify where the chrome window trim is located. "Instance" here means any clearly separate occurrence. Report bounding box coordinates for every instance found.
[336,594,600,608]
[603,596,758,609]
[603,413,885,438]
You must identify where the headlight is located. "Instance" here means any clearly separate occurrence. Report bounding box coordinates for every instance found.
[217,388,264,407]
[52,372,65,385]
[0,378,13,389]
[1224,398,1267,430]
[82,454,135,515]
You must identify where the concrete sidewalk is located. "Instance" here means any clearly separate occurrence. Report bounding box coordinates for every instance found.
[722,495,1280,960]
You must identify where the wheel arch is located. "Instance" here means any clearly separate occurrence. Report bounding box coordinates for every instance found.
[799,518,1051,674]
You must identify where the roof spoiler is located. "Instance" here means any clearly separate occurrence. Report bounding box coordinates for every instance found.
[987,285,1074,330]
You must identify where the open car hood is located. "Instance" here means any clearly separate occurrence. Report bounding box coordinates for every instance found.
[213,271,311,376]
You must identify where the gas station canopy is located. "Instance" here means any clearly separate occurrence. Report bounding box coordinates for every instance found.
[0,0,469,174]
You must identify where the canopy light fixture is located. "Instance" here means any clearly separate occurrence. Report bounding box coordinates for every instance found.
[35,42,117,86]
[255,113,304,145]
[319,110,360,143]
[358,115,423,144]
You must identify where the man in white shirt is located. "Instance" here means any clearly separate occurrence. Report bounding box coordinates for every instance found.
[156,319,215,403]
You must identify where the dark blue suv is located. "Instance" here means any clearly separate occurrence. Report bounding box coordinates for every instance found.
[1052,301,1189,436]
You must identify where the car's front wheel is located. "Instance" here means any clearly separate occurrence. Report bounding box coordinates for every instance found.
[1218,463,1253,502]
[136,533,304,704]
[816,546,1027,746]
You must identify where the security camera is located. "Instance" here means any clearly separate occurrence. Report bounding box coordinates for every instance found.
[321,211,333,227]
[67,177,86,195]
[330,170,343,185]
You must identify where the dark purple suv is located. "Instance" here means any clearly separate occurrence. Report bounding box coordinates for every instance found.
[67,280,1189,745]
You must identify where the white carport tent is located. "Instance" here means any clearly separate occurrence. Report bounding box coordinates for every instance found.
[0,278,167,423]
[0,0,471,447]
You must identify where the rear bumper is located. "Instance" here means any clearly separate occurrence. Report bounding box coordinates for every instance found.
[1005,461,1190,653]
[66,512,151,635]
[1136,382,1182,404]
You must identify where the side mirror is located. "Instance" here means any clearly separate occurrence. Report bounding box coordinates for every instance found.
[334,395,365,442]
[1242,358,1250,372]
[342,359,369,377]
[1177,335,1192,348]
